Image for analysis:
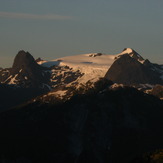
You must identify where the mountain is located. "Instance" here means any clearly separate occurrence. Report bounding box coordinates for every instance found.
[0,50,84,89]
[0,51,83,110]
[0,83,162,163]
[0,48,162,111]
[0,49,163,162]
[1,48,162,88]
[105,48,163,85]
[0,50,49,88]
[35,48,163,102]
[38,48,163,85]
[37,52,116,84]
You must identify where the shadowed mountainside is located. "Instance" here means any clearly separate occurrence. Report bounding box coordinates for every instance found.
[0,84,162,163]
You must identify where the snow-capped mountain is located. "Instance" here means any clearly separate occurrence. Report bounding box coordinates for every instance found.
[38,48,163,85]
[37,52,116,84]
[0,49,162,163]
[29,48,162,104]
[0,48,162,89]
[105,48,163,85]
[0,48,162,110]
[0,51,83,110]
[0,50,83,90]
[0,50,49,88]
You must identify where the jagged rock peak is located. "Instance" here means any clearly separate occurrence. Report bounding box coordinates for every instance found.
[119,48,144,61]
[12,50,37,69]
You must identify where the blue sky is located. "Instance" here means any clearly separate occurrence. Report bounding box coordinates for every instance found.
[0,0,163,67]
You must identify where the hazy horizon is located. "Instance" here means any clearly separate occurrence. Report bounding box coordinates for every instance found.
[0,0,163,68]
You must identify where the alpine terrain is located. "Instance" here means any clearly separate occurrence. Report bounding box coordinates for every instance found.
[0,48,162,163]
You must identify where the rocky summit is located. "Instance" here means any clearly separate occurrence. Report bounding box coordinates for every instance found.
[105,48,163,85]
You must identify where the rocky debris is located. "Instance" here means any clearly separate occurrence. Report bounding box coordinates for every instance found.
[88,53,103,57]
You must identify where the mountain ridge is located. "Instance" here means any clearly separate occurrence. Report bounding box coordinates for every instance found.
[0,82,162,163]
[0,48,162,110]
[0,48,162,162]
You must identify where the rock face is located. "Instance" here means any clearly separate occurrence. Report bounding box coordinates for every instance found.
[121,48,144,61]
[10,50,50,87]
[105,49,163,85]
[0,48,162,111]
[0,51,83,89]
[12,50,38,70]
[0,51,84,110]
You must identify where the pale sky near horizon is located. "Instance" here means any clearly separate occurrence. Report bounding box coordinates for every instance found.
[0,0,163,68]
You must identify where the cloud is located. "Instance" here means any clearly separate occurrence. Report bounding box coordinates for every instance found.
[0,11,73,20]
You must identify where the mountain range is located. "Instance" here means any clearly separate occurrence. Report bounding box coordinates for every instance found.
[0,48,162,110]
[0,48,162,162]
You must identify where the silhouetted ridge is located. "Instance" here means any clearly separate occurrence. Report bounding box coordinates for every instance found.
[12,50,38,70]
[10,50,50,87]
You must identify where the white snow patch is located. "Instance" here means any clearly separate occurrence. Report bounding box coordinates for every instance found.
[48,90,67,96]
[40,61,60,67]
[117,48,145,64]
[120,48,133,55]
[37,60,47,65]
[109,83,124,89]
[39,53,116,84]
[45,90,68,99]
[2,75,12,83]
[8,74,19,84]
[138,59,145,64]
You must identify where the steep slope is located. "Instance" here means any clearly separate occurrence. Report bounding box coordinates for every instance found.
[38,48,163,85]
[0,83,46,112]
[105,48,163,85]
[0,50,84,89]
[0,85,162,163]
[0,51,84,110]
[0,50,50,88]
[0,49,162,110]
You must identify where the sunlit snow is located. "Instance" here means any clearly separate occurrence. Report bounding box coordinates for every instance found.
[38,53,117,83]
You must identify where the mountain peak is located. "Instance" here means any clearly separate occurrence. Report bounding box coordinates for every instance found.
[118,48,144,62]
[121,48,133,54]
[12,50,37,70]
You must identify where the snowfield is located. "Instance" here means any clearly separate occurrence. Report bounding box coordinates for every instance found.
[38,53,117,83]
[37,48,148,83]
